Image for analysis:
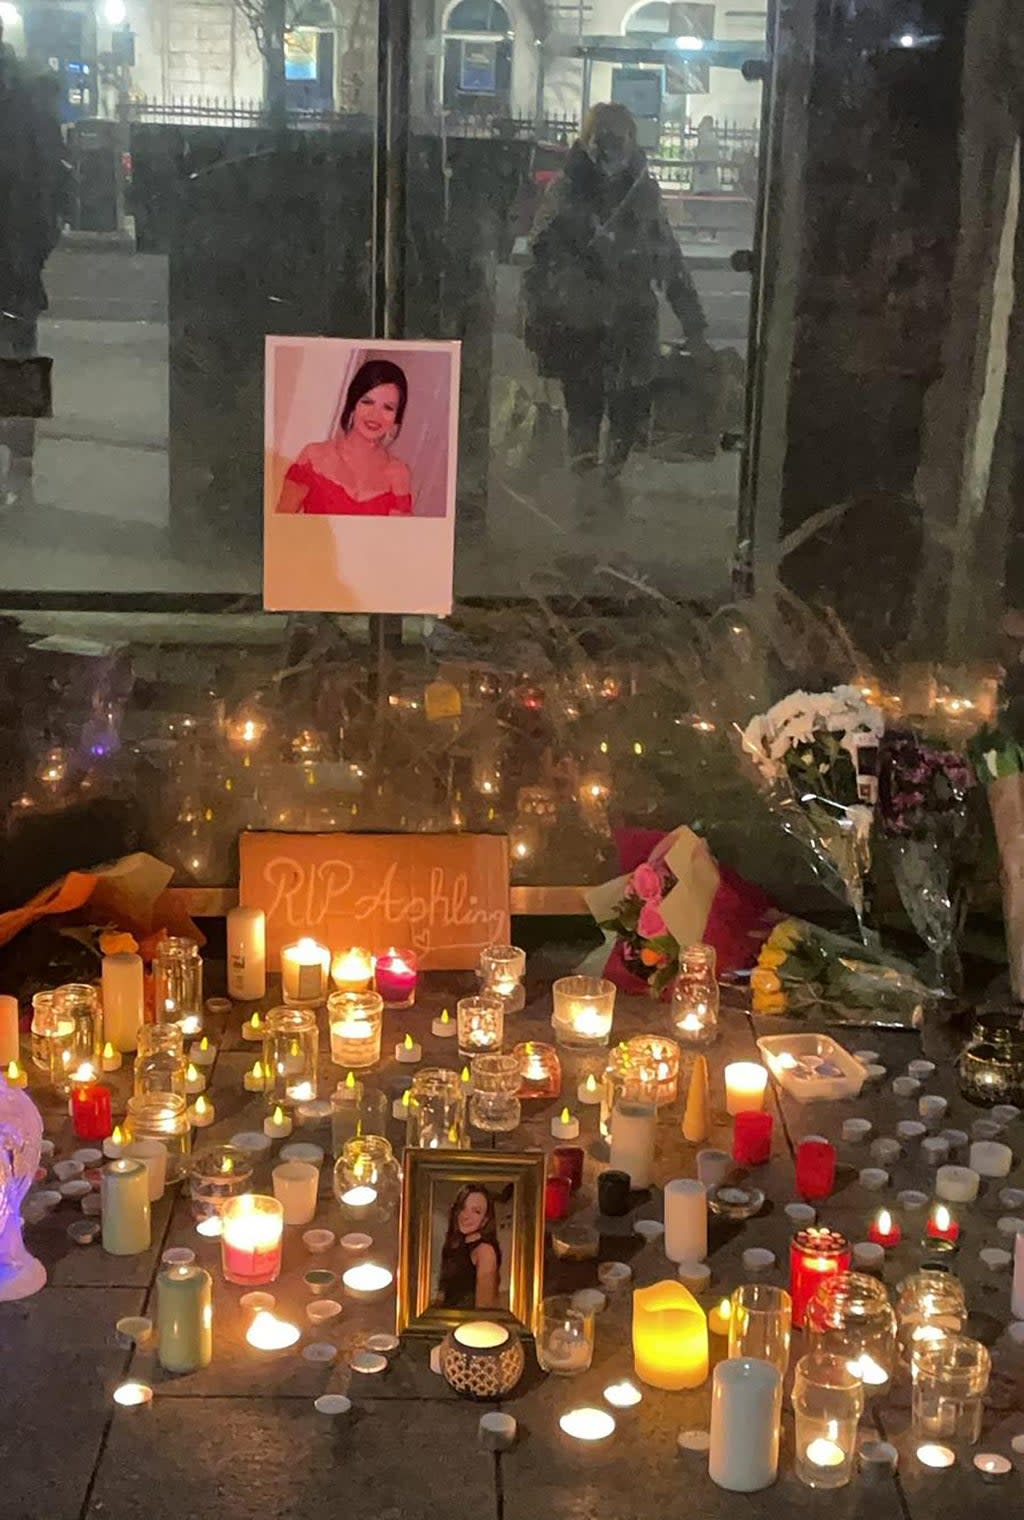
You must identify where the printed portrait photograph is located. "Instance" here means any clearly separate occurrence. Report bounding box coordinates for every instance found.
[264,336,460,615]
[430,1178,515,1313]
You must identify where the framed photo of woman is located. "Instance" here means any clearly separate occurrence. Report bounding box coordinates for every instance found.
[397,1150,545,1338]
[264,336,460,615]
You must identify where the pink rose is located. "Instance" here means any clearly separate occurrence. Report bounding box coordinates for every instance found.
[631,862,662,901]
[638,901,667,940]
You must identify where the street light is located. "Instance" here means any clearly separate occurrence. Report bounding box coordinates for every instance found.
[104,0,127,24]
[897,31,917,47]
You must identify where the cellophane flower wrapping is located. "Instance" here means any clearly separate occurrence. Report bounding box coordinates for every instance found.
[752,916,935,1027]
[971,730,1024,999]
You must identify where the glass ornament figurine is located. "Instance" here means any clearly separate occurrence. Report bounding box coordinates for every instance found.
[0,1082,46,1300]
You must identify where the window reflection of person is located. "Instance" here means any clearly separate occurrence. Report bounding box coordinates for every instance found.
[276,359,413,516]
[437,1185,501,1310]
[524,102,709,479]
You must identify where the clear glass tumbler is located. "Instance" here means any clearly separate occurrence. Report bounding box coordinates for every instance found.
[792,1352,864,1489]
[536,1294,595,1375]
[728,1283,793,1380]
[407,1067,467,1149]
[154,937,204,1036]
[911,1333,990,1445]
[468,1053,522,1132]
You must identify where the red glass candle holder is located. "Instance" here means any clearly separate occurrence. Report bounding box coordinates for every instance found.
[732,1110,773,1166]
[925,1204,960,1249]
[513,1041,561,1100]
[789,1226,851,1327]
[795,1137,836,1200]
[550,1146,585,1192]
[374,949,419,1008]
[867,1208,901,1249]
[71,1079,113,1140]
[545,1174,572,1222]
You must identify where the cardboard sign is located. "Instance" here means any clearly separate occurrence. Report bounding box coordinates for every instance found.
[239,831,510,971]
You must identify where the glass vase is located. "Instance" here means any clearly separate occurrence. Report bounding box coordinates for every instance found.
[133,1024,187,1100]
[327,990,384,1070]
[154,937,204,1037]
[670,944,720,1048]
[468,1053,522,1132]
[332,1135,402,1223]
[123,1092,191,1182]
[805,1271,897,1393]
[50,983,101,1084]
[792,1352,864,1489]
[262,1006,320,1109]
[407,1068,467,1149]
[911,1333,990,1444]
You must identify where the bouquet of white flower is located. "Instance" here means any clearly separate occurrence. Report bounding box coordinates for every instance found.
[741,685,884,943]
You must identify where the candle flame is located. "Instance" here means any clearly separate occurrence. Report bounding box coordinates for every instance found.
[72,1062,96,1082]
[103,1041,115,1059]
[717,1297,731,1321]
[200,1037,210,1053]
[447,1123,460,1144]
[402,1089,411,1109]
[460,1066,471,1083]
[6,1060,19,1079]
[934,1204,951,1231]
[560,1106,571,1124]
[404,1033,414,1051]
[272,1105,285,1124]
[250,1011,261,1031]
[345,1070,356,1089]
[585,1074,598,1093]
[194,1095,210,1115]
[223,1155,234,1174]
[876,1209,892,1234]
[296,937,320,956]
[441,1009,450,1025]
[111,1124,124,1144]
[186,1063,199,1081]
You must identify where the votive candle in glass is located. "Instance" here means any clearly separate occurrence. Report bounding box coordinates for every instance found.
[733,1110,774,1165]
[514,1041,561,1099]
[911,1333,990,1444]
[280,938,330,1006]
[262,1006,319,1108]
[190,1145,253,1221]
[330,946,375,994]
[792,1352,864,1488]
[52,983,102,1075]
[71,1071,112,1139]
[551,976,616,1050]
[374,948,418,1009]
[632,1280,708,1390]
[671,944,720,1048]
[154,937,204,1034]
[724,1062,768,1116]
[625,1035,680,1107]
[728,1284,792,1379]
[480,944,527,1013]
[468,1052,522,1133]
[537,1295,595,1374]
[221,1194,284,1285]
[457,994,505,1060]
[327,990,383,1070]
[406,1067,467,1149]
[790,1227,852,1328]
[896,1270,967,1360]
[805,1271,897,1393]
[796,1137,837,1200]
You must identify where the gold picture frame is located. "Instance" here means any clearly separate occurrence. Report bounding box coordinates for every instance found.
[397,1149,546,1338]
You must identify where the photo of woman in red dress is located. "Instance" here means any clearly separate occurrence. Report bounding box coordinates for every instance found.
[276,359,413,516]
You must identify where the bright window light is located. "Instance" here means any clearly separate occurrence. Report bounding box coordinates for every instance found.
[674,34,704,50]
[105,0,127,24]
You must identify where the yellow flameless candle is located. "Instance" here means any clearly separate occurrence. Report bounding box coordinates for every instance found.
[5,1059,27,1089]
[708,1298,732,1337]
[632,1279,708,1390]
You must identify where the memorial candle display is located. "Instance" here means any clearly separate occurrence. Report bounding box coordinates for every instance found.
[632,1280,708,1390]
[71,1069,112,1140]
[793,1352,864,1489]
[101,952,145,1052]
[796,1137,837,1201]
[724,1062,767,1116]
[227,905,267,1001]
[789,1228,851,1328]
[221,1195,284,1286]
[280,939,330,1005]
[374,949,419,1008]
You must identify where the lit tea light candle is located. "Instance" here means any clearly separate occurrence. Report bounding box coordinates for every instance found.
[917,1443,955,1470]
[577,1073,601,1106]
[190,1037,216,1068]
[551,1106,580,1140]
[263,1105,293,1140]
[331,947,375,994]
[341,1262,395,1301]
[339,1185,378,1219]
[925,1203,960,1248]
[724,1062,767,1116]
[242,1010,264,1042]
[112,1381,153,1408]
[188,1094,215,1129]
[375,949,419,1009]
[179,1014,203,1039]
[196,1214,223,1239]
[867,1208,901,1249]
[560,1408,616,1442]
[432,1008,456,1038]
[245,1311,301,1352]
[4,1059,27,1089]
[846,1353,889,1387]
[391,1088,411,1122]
[396,1033,422,1063]
[805,1437,845,1470]
[280,938,330,1005]
[973,1454,1011,1482]
[103,1124,125,1159]
[289,1080,316,1104]
[184,1062,206,1096]
[460,1065,473,1093]
[101,1042,122,1073]
[244,1060,266,1093]
[603,1380,642,1410]
[707,1298,731,1337]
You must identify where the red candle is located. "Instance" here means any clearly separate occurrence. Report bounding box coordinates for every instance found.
[795,1137,836,1201]
[925,1204,960,1246]
[789,1226,851,1327]
[732,1110,773,1165]
[71,1077,113,1140]
[544,1174,572,1222]
[550,1147,585,1192]
[867,1208,902,1249]
[374,949,418,1008]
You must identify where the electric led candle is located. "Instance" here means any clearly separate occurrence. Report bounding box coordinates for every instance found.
[632,1280,708,1390]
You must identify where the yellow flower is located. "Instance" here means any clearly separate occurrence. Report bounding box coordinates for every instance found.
[768,918,801,952]
[752,991,787,1015]
[758,947,787,970]
[750,966,782,996]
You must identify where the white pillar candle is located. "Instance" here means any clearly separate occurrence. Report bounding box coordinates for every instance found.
[272,1160,320,1226]
[970,1141,1013,1178]
[0,994,19,1066]
[708,1357,782,1492]
[101,954,144,1052]
[664,1178,708,1264]
[1013,1232,1024,1319]
[724,1063,767,1116]
[122,1139,168,1203]
[228,907,266,1001]
[609,1100,657,1189]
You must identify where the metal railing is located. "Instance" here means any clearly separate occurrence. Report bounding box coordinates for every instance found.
[127,96,580,142]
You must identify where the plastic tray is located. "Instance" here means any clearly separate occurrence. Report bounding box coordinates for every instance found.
[756,1032,865,1104]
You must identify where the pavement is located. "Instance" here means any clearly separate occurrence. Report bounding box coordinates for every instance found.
[1,240,750,601]
[4,969,1023,1520]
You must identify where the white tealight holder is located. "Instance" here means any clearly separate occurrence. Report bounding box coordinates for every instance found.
[970,1141,1013,1178]
[853,1241,885,1270]
[893,1076,922,1099]
[870,1138,901,1167]
[842,1118,873,1144]
[742,1247,775,1273]
[935,1165,980,1203]
[859,1168,889,1191]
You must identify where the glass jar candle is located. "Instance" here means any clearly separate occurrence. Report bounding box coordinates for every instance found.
[456,994,505,1060]
[134,1023,187,1100]
[513,1041,561,1099]
[728,1284,793,1380]
[327,990,383,1070]
[30,991,57,1072]
[805,1272,897,1393]
[536,1295,595,1375]
[329,1076,388,1153]
[468,1053,522,1133]
[330,946,375,994]
[551,975,616,1050]
[332,1134,401,1222]
[790,1228,852,1328]
[51,983,101,1078]
[220,1194,284,1286]
[957,1009,1024,1106]
[189,1144,253,1221]
[625,1035,680,1107]
[792,1352,864,1488]
[279,938,330,1006]
[154,937,204,1036]
[601,1046,660,1142]
[896,1270,968,1359]
[670,944,720,1048]
[479,944,527,1013]
[262,1006,319,1109]
[911,1333,990,1444]
[123,1093,191,1182]
[407,1067,467,1149]
[374,948,418,1009]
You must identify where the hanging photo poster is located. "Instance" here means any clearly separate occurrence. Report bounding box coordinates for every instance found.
[264,337,460,614]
